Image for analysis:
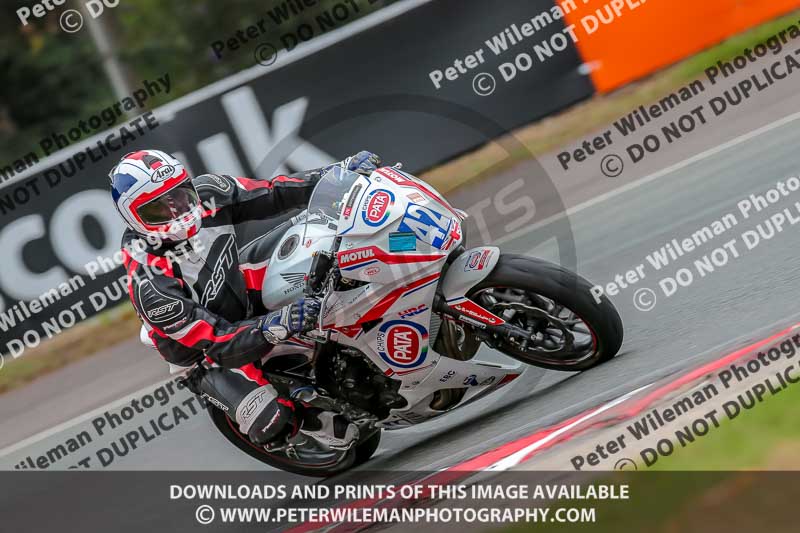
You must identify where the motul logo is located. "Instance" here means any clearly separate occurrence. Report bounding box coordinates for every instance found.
[338,248,375,267]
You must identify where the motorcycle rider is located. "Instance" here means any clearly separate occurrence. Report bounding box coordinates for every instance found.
[110,148,382,450]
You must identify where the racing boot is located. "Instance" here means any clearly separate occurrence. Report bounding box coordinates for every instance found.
[185,365,297,446]
[298,408,359,450]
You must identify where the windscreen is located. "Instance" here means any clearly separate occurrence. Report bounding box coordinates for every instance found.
[302,166,362,243]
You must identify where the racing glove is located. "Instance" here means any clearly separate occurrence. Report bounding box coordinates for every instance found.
[344,151,382,175]
[259,298,321,344]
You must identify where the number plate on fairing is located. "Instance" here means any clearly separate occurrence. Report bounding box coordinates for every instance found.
[398,204,456,250]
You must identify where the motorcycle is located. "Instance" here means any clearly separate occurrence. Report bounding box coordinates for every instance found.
[208,165,623,476]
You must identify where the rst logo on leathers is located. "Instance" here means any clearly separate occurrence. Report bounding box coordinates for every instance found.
[140,280,185,324]
[376,320,428,368]
[148,301,181,320]
[201,235,236,306]
[361,189,394,227]
[197,174,232,193]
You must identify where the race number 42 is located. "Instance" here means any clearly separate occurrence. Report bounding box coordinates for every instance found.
[399,204,451,249]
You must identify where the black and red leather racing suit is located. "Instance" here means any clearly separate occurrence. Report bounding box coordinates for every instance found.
[122,169,321,444]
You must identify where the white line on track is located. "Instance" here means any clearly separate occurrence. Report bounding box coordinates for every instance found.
[485,382,653,471]
[0,377,175,459]
[413,309,800,473]
[498,109,800,245]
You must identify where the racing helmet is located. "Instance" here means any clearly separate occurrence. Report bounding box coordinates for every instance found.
[109,149,202,242]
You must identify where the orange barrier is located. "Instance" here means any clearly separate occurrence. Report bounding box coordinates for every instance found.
[561,0,800,92]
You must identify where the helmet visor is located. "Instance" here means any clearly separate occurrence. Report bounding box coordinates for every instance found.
[136,182,200,225]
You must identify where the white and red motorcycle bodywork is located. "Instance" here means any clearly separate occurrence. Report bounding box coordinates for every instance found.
[261,166,522,429]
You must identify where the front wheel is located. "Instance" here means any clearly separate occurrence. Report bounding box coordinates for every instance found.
[467,254,623,371]
[209,406,381,477]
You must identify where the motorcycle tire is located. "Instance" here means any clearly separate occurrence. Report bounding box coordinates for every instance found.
[467,254,623,371]
[209,406,381,477]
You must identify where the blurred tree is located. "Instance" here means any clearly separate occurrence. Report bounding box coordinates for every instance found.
[112,0,397,100]
[0,7,112,162]
[0,0,398,164]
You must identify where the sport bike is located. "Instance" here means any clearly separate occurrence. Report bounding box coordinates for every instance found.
[209,165,623,476]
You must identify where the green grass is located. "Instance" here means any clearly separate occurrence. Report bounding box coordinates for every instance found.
[648,377,800,471]
[502,381,800,533]
[0,306,141,394]
[674,11,800,81]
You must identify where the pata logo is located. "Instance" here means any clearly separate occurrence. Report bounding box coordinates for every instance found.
[362,189,394,226]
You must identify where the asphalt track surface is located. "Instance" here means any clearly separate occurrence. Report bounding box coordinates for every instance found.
[2,59,800,480]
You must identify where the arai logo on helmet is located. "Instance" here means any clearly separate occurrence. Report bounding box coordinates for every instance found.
[152,164,176,182]
[376,320,428,368]
[361,189,394,226]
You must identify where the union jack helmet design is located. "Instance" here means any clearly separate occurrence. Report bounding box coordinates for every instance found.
[109,149,202,242]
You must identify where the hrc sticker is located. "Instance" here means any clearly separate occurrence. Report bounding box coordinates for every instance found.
[376,320,428,368]
[361,189,395,226]
[399,304,428,319]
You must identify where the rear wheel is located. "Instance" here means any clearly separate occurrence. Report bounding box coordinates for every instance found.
[209,406,381,477]
[467,254,623,371]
